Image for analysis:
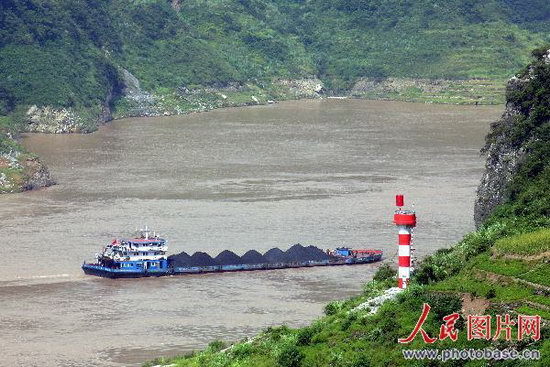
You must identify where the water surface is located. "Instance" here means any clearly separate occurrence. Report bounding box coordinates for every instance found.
[0,99,501,366]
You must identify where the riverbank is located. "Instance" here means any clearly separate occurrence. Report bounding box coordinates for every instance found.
[0,75,506,194]
[140,50,550,367]
[143,224,549,367]
[0,116,54,193]
[113,76,506,120]
[350,77,506,105]
[1,99,498,366]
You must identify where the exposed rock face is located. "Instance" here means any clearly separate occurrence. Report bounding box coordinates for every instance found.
[118,68,159,117]
[26,105,84,133]
[115,75,325,119]
[21,155,55,190]
[351,77,448,95]
[274,78,325,98]
[177,82,247,97]
[0,148,55,193]
[23,71,120,134]
[474,101,527,226]
[474,48,550,226]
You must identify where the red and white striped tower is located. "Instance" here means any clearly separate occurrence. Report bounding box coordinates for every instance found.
[393,194,416,289]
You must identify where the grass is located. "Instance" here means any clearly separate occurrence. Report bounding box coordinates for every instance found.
[516,306,550,320]
[146,277,548,366]
[141,224,550,366]
[351,78,507,105]
[518,264,550,287]
[428,274,535,302]
[427,231,550,312]
[0,167,24,193]
[494,228,550,256]
[472,254,531,277]
[143,224,550,366]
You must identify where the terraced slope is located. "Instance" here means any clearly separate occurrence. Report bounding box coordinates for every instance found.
[143,47,550,367]
[430,229,550,320]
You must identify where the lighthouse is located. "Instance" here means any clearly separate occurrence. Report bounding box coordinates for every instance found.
[394,194,416,289]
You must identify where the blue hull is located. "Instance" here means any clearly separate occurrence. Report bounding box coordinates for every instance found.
[82,264,171,278]
[82,254,382,279]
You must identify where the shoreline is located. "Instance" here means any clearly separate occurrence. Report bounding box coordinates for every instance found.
[1,77,506,194]
[111,76,506,122]
[1,98,503,367]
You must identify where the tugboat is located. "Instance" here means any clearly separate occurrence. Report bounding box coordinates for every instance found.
[82,227,171,278]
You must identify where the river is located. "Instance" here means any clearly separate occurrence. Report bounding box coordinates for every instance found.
[0,99,501,366]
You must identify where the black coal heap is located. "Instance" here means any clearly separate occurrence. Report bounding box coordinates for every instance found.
[168,251,192,267]
[215,250,242,265]
[263,247,290,263]
[168,245,332,267]
[188,252,219,266]
[240,250,267,264]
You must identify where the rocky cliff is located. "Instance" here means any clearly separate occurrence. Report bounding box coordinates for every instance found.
[474,47,550,226]
[0,147,54,193]
[113,72,325,120]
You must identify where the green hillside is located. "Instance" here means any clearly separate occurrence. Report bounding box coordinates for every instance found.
[297,0,550,89]
[0,1,549,192]
[143,48,550,367]
[1,0,549,118]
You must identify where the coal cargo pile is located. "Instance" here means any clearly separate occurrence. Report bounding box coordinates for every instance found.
[284,244,312,262]
[168,251,192,267]
[189,252,219,266]
[305,245,332,261]
[215,250,242,265]
[240,250,267,264]
[263,248,289,263]
[285,244,332,262]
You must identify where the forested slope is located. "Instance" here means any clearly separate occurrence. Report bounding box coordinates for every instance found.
[1,0,549,118]
[1,0,549,192]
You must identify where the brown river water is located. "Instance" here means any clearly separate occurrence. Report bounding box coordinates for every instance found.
[0,99,501,366]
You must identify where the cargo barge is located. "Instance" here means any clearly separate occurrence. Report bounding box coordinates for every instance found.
[82,228,383,279]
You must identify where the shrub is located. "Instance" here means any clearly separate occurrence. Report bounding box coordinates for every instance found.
[230,342,254,359]
[424,293,463,322]
[414,223,507,285]
[296,326,317,346]
[373,263,396,282]
[324,300,343,316]
[277,345,304,367]
[0,133,22,155]
[207,340,226,353]
[532,44,550,60]
[265,325,291,341]
[341,312,358,331]
[352,354,371,367]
